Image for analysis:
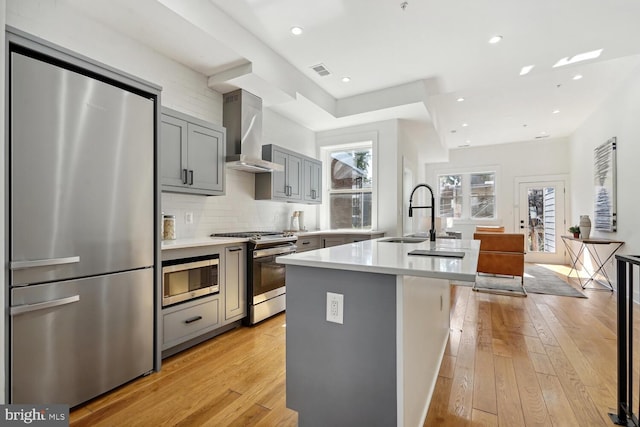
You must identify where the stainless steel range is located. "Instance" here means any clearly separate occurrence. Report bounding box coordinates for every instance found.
[213,231,297,324]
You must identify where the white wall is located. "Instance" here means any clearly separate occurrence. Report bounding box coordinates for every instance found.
[569,62,640,272]
[425,137,570,239]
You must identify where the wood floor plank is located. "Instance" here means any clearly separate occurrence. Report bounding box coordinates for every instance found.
[536,372,580,427]
[447,315,477,422]
[512,356,550,426]
[471,409,498,427]
[494,355,526,427]
[473,350,497,415]
[544,344,610,426]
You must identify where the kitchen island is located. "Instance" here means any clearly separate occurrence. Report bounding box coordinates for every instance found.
[278,237,479,427]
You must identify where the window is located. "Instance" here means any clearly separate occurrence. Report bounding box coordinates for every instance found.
[438,172,496,220]
[327,144,373,229]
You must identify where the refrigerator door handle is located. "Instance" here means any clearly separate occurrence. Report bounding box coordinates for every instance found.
[10,256,81,270]
[10,295,80,316]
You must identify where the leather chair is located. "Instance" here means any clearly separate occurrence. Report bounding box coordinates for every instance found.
[473,232,526,295]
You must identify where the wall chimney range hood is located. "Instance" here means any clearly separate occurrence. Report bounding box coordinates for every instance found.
[223,89,283,173]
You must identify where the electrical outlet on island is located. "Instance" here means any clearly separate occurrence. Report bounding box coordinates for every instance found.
[326,292,344,324]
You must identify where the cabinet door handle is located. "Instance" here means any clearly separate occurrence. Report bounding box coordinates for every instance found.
[311,189,316,199]
[228,247,242,252]
[189,170,194,185]
[182,169,188,184]
[184,315,203,324]
[302,241,310,245]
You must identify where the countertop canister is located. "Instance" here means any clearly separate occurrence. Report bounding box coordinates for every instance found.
[163,214,176,240]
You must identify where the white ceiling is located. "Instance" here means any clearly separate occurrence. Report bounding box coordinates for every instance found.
[66,0,640,149]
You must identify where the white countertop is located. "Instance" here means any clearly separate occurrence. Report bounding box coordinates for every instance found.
[161,236,247,250]
[277,237,480,282]
[295,229,385,236]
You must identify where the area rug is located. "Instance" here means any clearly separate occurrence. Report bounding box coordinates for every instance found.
[455,264,587,298]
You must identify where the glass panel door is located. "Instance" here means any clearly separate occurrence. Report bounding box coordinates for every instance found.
[518,181,566,264]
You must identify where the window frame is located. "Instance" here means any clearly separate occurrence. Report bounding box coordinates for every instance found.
[320,138,377,230]
[435,168,498,222]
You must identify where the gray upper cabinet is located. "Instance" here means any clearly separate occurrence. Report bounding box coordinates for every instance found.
[256,144,303,201]
[160,108,225,196]
[303,158,322,204]
[256,144,321,204]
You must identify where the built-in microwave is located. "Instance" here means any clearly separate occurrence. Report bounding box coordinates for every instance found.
[162,254,220,307]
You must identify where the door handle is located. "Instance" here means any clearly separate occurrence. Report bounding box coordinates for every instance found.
[228,247,243,252]
[10,256,80,270]
[10,295,80,316]
[182,169,188,184]
[184,315,203,324]
[189,170,194,185]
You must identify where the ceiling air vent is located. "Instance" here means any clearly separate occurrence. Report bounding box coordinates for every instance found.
[310,63,331,77]
[535,134,550,139]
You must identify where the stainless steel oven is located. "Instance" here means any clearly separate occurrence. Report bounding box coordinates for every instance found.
[250,242,296,323]
[162,254,220,307]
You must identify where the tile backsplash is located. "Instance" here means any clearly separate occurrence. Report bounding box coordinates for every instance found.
[161,169,318,239]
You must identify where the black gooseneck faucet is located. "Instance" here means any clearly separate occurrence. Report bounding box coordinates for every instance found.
[408,183,436,242]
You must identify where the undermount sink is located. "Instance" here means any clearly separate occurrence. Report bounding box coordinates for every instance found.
[380,237,428,243]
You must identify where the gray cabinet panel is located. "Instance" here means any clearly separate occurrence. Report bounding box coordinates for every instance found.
[160,108,225,196]
[303,158,322,204]
[224,245,246,321]
[288,154,303,199]
[163,297,220,349]
[160,116,187,187]
[187,123,224,192]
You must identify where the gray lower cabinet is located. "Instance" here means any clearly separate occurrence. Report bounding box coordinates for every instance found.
[160,107,225,196]
[322,236,347,248]
[161,243,247,355]
[297,236,321,252]
[322,233,385,248]
[224,245,246,321]
[162,296,220,350]
[303,158,322,204]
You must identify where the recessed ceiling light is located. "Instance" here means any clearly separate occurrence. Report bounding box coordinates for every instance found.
[290,26,304,36]
[573,74,583,80]
[552,109,560,114]
[520,65,534,76]
[462,123,469,127]
[553,49,602,68]
[457,97,465,102]
[465,140,471,143]
[488,35,503,44]
[540,131,547,135]
[341,76,351,83]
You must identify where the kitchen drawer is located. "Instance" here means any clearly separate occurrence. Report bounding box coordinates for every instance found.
[163,298,220,347]
[297,236,321,252]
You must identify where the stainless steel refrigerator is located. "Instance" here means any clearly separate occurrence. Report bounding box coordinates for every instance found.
[8,46,156,406]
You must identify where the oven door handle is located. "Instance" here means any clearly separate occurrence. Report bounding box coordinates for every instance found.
[253,245,296,258]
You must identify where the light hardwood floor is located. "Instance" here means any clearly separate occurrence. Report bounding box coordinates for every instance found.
[71,265,625,426]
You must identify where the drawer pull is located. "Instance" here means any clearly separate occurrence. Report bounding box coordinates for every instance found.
[184,315,203,324]
[302,241,310,245]
[228,248,243,252]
